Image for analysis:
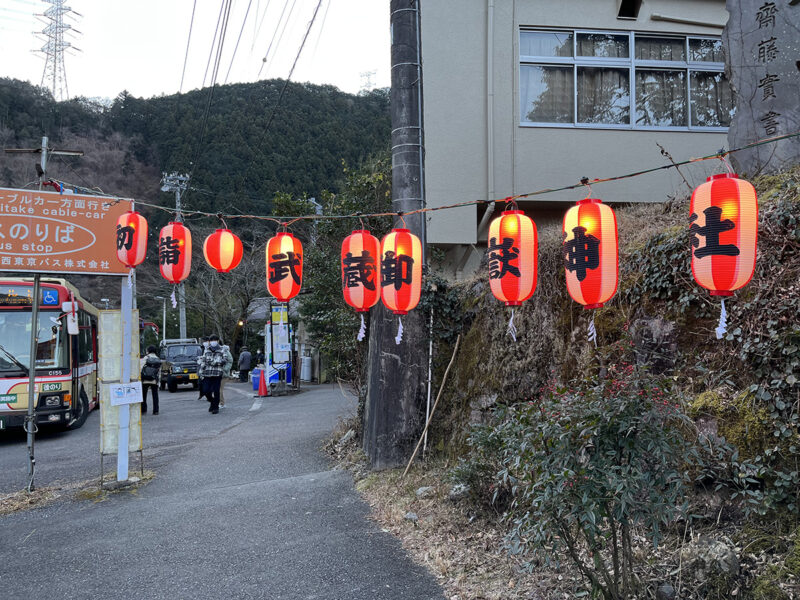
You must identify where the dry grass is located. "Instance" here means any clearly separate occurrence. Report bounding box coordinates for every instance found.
[0,470,155,517]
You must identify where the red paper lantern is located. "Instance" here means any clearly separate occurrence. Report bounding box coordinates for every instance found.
[203,229,243,273]
[115,211,148,268]
[488,210,537,306]
[158,222,192,284]
[341,230,380,311]
[266,232,303,302]
[562,198,618,309]
[380,228,422,315]
[690,173,758,296]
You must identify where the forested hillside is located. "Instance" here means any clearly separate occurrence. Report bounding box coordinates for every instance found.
[0,77,390,216]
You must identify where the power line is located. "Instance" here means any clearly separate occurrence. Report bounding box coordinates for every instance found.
[252,0,324,154]
[257,0,295,78]
[224,0,254,84]
[95,130,800,226]
[252,0,272,52]
[202,1,228,89]
[179,0,197,93]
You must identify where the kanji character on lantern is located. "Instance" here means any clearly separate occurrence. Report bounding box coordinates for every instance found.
[158,222,192,284]
[690,172,758,339]
[115,211,148,269]
[266,232,303,302]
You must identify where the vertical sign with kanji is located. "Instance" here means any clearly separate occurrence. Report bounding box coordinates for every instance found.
[723,0,800,174]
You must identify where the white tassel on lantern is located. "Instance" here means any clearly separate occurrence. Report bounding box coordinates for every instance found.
[507,309,518,342]
[127,269,133,288]
[715,299,728,340]
[588,313,598,348]
[357,314,366,342]
[395,317,404,345]
[170,287,177,309]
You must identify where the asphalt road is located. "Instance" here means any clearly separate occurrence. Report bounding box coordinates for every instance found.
[0,382,445,600]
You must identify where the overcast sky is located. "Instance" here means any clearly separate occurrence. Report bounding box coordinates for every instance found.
[0,0,390,100]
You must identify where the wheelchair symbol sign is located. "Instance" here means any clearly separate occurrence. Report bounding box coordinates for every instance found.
[42,290,59,306]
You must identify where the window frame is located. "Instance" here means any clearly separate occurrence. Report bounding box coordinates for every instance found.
[519,29,730,132]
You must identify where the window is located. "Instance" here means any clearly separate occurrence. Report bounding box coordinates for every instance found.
[520,29,733,130]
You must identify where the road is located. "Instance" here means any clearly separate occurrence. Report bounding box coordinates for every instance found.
[0,382,445,600]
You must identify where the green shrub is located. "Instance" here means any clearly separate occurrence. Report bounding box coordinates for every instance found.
[458,367,700,600]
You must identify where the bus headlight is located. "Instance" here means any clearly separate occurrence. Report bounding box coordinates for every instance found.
[40,394,62,407]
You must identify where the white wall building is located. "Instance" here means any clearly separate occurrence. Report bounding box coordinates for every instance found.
[422,0,732,276]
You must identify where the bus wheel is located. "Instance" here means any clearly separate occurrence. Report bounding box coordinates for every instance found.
[68,388,90,430]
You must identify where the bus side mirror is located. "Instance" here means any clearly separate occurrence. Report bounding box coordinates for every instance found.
[62,302,79,336]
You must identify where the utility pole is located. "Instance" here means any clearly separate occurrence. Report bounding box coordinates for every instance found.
[160,173,189,338]
[363,0,428,469]
[4,136,83,491]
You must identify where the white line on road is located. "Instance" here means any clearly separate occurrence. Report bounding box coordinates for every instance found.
[249,399,262,412]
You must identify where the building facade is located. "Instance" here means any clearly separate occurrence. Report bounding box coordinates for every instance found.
[422,0,732,276]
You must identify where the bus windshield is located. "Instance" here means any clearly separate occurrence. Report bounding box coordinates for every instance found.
[0,311,68,372]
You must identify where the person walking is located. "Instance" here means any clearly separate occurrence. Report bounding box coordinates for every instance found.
[140,345,162,415]
[238,346,252,383]
[197,337,209,400]
[220,342,233,409]
[198,334,226,414]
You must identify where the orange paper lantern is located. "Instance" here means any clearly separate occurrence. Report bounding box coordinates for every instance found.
[115,211,148,268]
[562,198,618,309]
[203,229,243,273]
[158,222,192,284]
[267,232,303,302]
[342,230,381,312]
[487,210,537,306]
[380,228,422,315]
[690,173,758,296]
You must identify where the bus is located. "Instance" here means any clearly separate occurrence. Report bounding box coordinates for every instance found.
[0,278,98,431]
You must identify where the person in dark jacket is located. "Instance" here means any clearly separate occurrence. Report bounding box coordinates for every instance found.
[198,334,226,414]
[140,346,162,414]
[238,347,252,382]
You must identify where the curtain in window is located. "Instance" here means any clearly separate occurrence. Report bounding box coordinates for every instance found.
[691,72,733,127]
[635,70,686,126]
[520,32,573,57]
[577,34,629,58]
[520,65,573,123]
[577,67,630,124]
[635,37,686,61]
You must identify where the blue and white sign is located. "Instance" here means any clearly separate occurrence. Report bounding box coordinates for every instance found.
[42,289,59,306]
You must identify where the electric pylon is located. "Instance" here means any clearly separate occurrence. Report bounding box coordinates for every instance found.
[36,0,80,101]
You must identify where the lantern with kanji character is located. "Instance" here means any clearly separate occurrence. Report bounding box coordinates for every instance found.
[115,211,148,268]
[488,210,538,306]
[342,230,381,312]
[380,228,422,315]
[690,173,758,296]
[158,222,192,284]
[562,198,618,309]
[266,232,303,302]
[203,229,243,273]
[690,173,758,339]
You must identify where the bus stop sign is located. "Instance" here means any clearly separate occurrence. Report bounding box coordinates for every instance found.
[0,187,132,276]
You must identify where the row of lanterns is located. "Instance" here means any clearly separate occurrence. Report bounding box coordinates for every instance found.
[115,172,757,342]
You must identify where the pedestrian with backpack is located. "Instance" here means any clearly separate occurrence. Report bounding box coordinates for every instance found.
[197,334,226,414]
[140,345,162,415]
